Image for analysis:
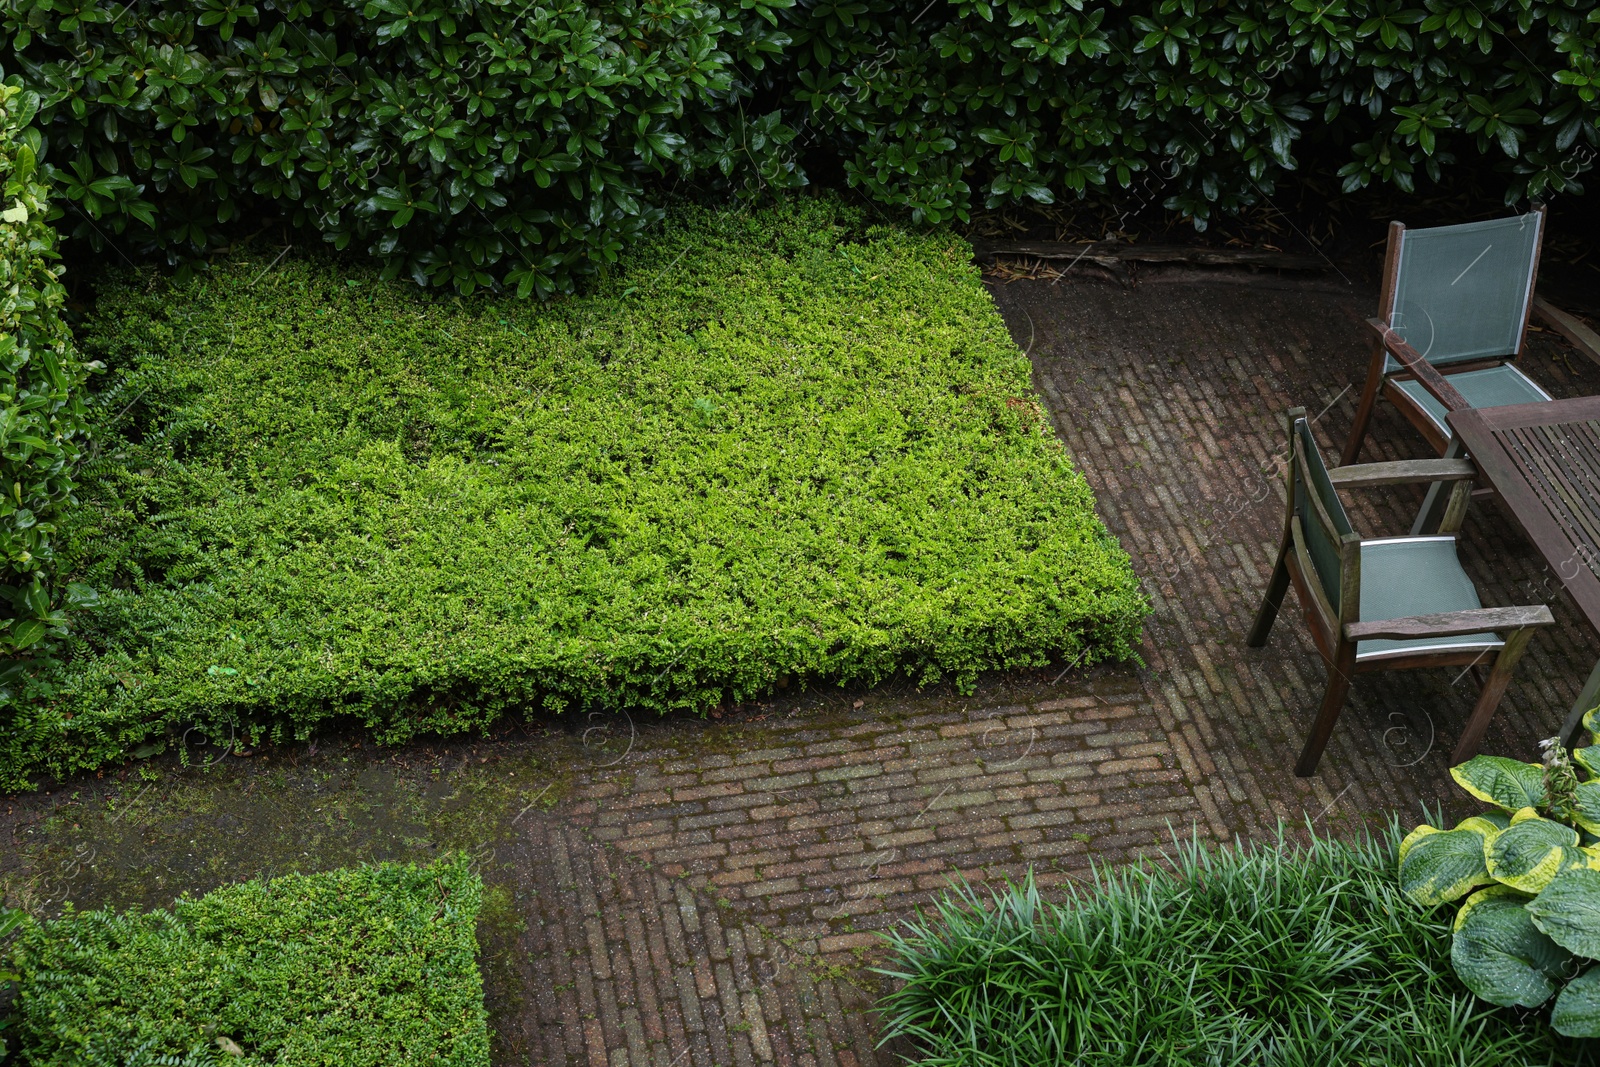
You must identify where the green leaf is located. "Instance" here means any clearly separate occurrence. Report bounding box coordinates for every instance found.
[1452,885,1570,1007]
[1574,745,1600,779]
[1486,810,1585,894]
[1574,781,1600,835]
[1399,818,1498,905]
[1553,964,1600,1038]
[8,618,46,649]
[1452,755,1548,811]
[1527,867,1600,957]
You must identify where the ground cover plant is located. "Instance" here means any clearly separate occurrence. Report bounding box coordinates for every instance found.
[879,828,1590,1066]
[6,855,488,1066]
[1399,724,1600,1038]
[0,200,1145,789]
[4,0,1597,294]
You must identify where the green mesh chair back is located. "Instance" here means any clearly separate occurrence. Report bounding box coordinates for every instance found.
[1387,212,1542,368]
[1292,417,1353,612]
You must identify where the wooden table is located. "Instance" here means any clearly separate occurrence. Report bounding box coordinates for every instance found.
[1447,396,1600,747]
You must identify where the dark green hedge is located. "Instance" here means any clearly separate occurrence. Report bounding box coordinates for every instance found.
[2,0,803,297]
[7,856,488,1067]
[0,201,1144,789]
[0,79,98,674]
[4,0,1598,296]
[779,0,1600,226]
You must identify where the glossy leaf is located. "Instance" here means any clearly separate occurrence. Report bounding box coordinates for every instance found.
[1399,818,1498,905]
[1451,756,1548,812]
[1486,810,1585,894]
[1528,867,1600,958]
[1553,965,1600,1038]
[1574,780,1600,836]
[1452,885,1570,1008]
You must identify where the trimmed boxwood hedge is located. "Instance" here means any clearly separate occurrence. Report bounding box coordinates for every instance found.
[0,200,1144,789]
[7,855,489,1067]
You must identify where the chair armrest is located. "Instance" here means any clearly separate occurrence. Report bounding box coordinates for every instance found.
[1345,605,1555,642]
[1364,317,1473,414]
[1328,458,1477,488]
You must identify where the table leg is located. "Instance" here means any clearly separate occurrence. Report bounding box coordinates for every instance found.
[1412,436,1467,536]
[1562,657,1600,750]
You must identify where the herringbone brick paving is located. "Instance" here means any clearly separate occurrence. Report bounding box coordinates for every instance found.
[474,272,1600,1066]
[10,271,1600,1066]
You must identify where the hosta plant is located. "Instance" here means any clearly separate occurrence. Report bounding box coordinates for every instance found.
[1400,719,1600,1037]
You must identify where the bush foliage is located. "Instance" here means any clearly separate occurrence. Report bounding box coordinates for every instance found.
[0,202,1144,789]
[1399,730,1600,1038]
[3,0,1597,294]
[2,0,803,297]
[8,855,488,1067]
[0,79,98,672]
[880,828,1583,1066]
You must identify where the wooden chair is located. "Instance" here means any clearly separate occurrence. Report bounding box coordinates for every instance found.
[1342,208,1550,467]
[1249,408,1554,776]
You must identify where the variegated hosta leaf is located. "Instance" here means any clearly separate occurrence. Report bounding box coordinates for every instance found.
[1553,964,1600,1038]
[1511,806,1546,826]
[1583,703,1600,739]
[1452,756,1548,812]
[1485,811,1585,894]
[1575,781,1600,836]
[1399,820,1498,906]
[1400,824,1441,862]
[1574,745,1600,779]
[1452,886,1570,1008]
[1528,867,1600,958]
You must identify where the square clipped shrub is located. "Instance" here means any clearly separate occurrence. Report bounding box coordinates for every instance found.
[7,855,488,1066]
[7,199,1145,786]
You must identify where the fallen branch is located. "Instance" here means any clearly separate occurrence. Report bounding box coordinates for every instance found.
[970,239,1326,272]
[1532,295,1600,369]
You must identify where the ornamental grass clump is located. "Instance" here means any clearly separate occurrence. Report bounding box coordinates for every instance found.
[1398,713,1600,1038]
[880,828,1577,1066]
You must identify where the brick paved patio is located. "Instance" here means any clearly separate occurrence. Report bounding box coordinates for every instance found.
[472,269,1600,1066]
[9,268,1600,1067]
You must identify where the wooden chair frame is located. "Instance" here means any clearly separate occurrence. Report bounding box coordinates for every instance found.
[1342,205,1547,466]
[1249,408,1554,776]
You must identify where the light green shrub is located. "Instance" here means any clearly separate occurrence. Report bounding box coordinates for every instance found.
[8,856,488,1067]
[5,200,1144,788]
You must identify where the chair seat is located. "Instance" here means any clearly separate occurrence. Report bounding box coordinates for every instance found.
[1355,536,1504,662]
[1391,363,1551,437]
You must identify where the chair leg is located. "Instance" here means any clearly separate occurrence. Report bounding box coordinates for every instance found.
[1451,629,1537,766]
[1296,643,1357,777]
[1247,543,1292,648]
[1340,353,1386,467]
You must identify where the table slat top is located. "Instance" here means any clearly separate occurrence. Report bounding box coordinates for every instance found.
[1450,400,1600,631]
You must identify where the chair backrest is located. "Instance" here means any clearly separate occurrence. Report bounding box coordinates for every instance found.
[1382,211,1544,368]
[1290,414,1356,619]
